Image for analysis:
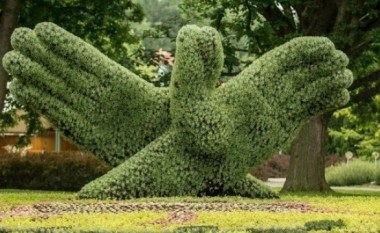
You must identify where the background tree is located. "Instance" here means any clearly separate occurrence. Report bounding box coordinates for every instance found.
[328,96,380,157]
[180,0,380,191]
[0,0,20,122]
[133,0,183,52]
[127,0,183,85]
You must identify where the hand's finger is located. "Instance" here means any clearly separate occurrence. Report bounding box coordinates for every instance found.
[10,79,94,143]
[270,66,352,111]
[297,74,351,116]
[34,22,150,91]
[10,79,126,165]
[10,27,103,100]
[4,51,98,113]
[273,37,339,66]
[233,37,345,87]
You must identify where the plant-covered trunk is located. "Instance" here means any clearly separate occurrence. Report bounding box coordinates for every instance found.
[282,113,332,192]
[0,0,20,114]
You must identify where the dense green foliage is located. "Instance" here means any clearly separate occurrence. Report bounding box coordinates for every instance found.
[304,219,345,231]
[0,152,110,191]
[18,0,144,67]
[2,22,352,199]
[328,96,380,156]
[326,159,377,186]
[133,0,183,52]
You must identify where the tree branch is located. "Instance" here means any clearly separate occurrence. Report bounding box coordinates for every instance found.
[349,70,380,91]
[260,4,295,37]
[350,80,380,103]
[346,37,370,58]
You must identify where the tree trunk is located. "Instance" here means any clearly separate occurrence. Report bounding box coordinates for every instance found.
[0,0,20,114]
[282,113,332,192]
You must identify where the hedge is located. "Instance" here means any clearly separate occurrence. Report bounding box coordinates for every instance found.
[0,152,110,191]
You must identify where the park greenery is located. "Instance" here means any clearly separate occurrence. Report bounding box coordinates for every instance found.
[326,159,380,186]
[0,0,380,231]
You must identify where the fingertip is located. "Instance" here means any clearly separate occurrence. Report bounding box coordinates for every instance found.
[289,36,335,52]
[339,89,350,106]
[332,69,353,89]
[333,50,349,68]
[35,22,58,33]
[2,51,20,74]
[177,25,201,43]
[35,22,64,43]
[330,89,350,109]
[2,51,31,76]
[11,27,39,53]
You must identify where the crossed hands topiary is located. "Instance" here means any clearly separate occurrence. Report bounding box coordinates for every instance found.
[2,23,352,199]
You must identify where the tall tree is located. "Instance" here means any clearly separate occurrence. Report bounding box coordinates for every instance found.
[181,0,380,191]
[0,0,20,114]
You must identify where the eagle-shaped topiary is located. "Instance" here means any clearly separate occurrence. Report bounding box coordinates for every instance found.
[2,23,352,199]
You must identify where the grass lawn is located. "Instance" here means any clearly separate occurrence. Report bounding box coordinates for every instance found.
[0,189,379,232]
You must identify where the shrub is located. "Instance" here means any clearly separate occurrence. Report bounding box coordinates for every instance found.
[0,152,110,191]
[326,159,376,186]
[304,219,345,231]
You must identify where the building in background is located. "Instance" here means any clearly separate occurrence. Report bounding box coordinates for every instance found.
[0,116,79,153]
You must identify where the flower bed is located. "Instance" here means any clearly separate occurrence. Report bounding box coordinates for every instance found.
[0,190,379,232]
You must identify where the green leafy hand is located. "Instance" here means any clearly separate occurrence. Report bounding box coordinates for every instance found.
[3,23,352,199]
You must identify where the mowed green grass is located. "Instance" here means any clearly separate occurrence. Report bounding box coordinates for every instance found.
[0,189,380,232]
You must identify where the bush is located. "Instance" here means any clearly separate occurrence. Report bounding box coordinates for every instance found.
[326,159,376,186]
[304,219,345,231]
[0,152,111,191]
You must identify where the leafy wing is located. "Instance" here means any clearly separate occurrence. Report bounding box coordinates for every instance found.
[3,22,170,166]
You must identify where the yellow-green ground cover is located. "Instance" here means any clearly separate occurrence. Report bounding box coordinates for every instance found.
[0,189,379,232]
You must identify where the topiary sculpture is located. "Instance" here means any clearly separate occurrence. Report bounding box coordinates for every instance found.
[2,23,353,199]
